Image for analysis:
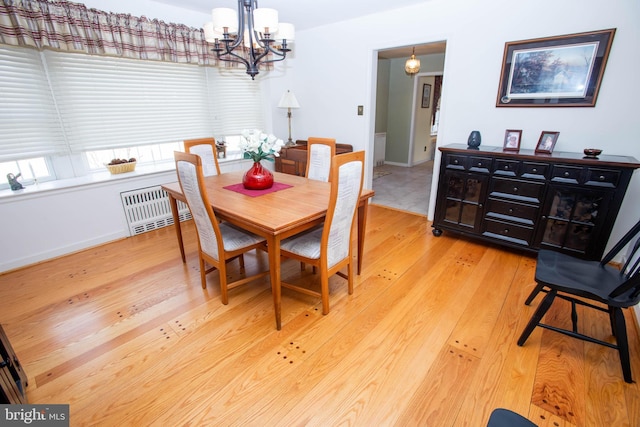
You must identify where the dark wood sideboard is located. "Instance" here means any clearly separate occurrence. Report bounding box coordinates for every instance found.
[275,140,353,176]
[432,144,640,260]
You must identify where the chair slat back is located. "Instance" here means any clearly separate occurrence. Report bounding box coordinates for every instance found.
[605,219,640,301]
[306,137,336,182]
[184,137,221,177]
[174,151,222,260]
[323,151,364,268]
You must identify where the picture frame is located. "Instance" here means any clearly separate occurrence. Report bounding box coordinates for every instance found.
[535,131,560,154]
[503,129,522,151]
[496,28,616,107]
[421,83,431,108]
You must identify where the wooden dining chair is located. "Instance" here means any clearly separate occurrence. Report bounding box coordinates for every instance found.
[174,151,269,304]
[184,137,221,177]
[305,137,336,182]
[279,151,365,314]
[487,408,537,427]
[518,217,640,383]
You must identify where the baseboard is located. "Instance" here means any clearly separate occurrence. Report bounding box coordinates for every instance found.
[381,161,409,167]
[0,232,126,274]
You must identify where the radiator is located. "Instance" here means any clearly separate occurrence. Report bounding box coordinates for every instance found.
[120,185,192,236]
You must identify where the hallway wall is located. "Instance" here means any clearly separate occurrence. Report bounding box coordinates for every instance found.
[378,53,445,166]
[413,75,436,164]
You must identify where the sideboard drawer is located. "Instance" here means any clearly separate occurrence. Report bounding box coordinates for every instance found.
[468,156,492,173]
[551,165,582,184]
[482,218,534,246]
[445,154,466,170]
[493,159,519,177]
[585,168,620,188]
[490,177,544,204]
[521,162,549,180]
[485,198,538,225]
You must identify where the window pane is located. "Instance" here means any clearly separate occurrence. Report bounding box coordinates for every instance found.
[0,157,52,189]
[85,143,181,170]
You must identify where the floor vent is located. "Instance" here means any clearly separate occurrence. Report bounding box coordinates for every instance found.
[120,185,191,236]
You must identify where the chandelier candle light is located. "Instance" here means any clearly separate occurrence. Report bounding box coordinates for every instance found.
[240,129,285,190]
[204,0,295,79]
[278,90,300,146]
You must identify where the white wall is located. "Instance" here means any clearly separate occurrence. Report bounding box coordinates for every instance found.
[0,159,255,272]
[277,0,640,255]
[0,171,175,271]
[82,0,209,28]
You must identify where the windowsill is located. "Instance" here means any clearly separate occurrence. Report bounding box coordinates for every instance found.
[0,153,247,201]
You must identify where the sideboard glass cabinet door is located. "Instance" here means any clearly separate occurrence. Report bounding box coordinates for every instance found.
[537,186,611,257]
[435,171,487,235]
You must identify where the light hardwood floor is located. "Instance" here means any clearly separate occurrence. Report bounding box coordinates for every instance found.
[1,205,639,426]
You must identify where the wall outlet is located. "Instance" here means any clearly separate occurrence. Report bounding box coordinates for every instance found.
[424,146,427,151]
[357,105,364,115]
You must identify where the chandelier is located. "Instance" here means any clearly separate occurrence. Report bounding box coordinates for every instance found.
[404,47,420,76]
[204,0,295,80]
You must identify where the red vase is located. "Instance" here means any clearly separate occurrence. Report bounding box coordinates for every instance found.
[243,161,274,190]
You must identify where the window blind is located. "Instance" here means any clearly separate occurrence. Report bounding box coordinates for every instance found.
[0,46,67,162]
[0,45,266,164]
[206,67,265,136]
[44,51,213,152]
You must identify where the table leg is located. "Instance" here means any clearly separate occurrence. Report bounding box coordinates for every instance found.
[267,236,282,330]
[168,193,186,263]
[356,200,369,275]
[267,235,282,330]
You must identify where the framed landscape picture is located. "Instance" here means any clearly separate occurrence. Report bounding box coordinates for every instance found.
[496,29,616,107]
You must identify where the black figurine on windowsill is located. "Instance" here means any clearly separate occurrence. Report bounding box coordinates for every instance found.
[7,173,24,191]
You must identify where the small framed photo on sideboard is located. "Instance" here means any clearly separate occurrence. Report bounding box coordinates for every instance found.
[503,129,522,152]
[535,131,560,154]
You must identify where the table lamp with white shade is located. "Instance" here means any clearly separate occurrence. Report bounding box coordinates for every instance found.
[278,90,300,146]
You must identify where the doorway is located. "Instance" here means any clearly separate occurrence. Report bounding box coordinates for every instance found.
[372,42,446,216]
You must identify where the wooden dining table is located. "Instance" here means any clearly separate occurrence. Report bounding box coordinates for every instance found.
[161,170,374,330]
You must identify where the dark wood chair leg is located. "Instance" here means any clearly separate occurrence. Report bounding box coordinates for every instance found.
[609,308,617,337]
[518,289,556,346]
[611,307,633,383]
[524,283,545,306]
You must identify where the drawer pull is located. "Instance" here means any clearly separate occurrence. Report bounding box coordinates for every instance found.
[564,172,570,177]
[599,175,606,181]
[453,159,459,165]
[508,208,514,214]
[513,187,518,192]
[532,168,538,173]
[478,162,483,167]
[504,165,509,170]
[503,229,509,234]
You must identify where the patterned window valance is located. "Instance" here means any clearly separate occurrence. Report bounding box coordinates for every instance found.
[0,0,239,67]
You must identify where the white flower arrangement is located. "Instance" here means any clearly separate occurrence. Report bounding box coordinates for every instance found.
[240,129,285,163]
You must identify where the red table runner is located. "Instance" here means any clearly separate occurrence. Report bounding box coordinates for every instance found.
[223,182,293,197]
